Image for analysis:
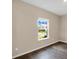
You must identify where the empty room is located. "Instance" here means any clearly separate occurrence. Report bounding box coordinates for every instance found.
[12,0,67,59]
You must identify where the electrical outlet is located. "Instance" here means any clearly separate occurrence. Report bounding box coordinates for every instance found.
[15,48,19,51]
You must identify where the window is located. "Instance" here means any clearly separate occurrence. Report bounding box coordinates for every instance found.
[37,18,49,40]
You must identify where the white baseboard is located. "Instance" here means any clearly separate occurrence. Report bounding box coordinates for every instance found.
[60,40,67,43]
[12,41,59,59]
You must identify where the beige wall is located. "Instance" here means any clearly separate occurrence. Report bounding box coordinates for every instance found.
[59,15,67,42]
[13,0,60,58]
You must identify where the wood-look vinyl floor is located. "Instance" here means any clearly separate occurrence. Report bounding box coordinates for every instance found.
[14,42,67,59]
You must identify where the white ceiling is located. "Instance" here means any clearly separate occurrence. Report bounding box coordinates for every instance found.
[21,0,67,16]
